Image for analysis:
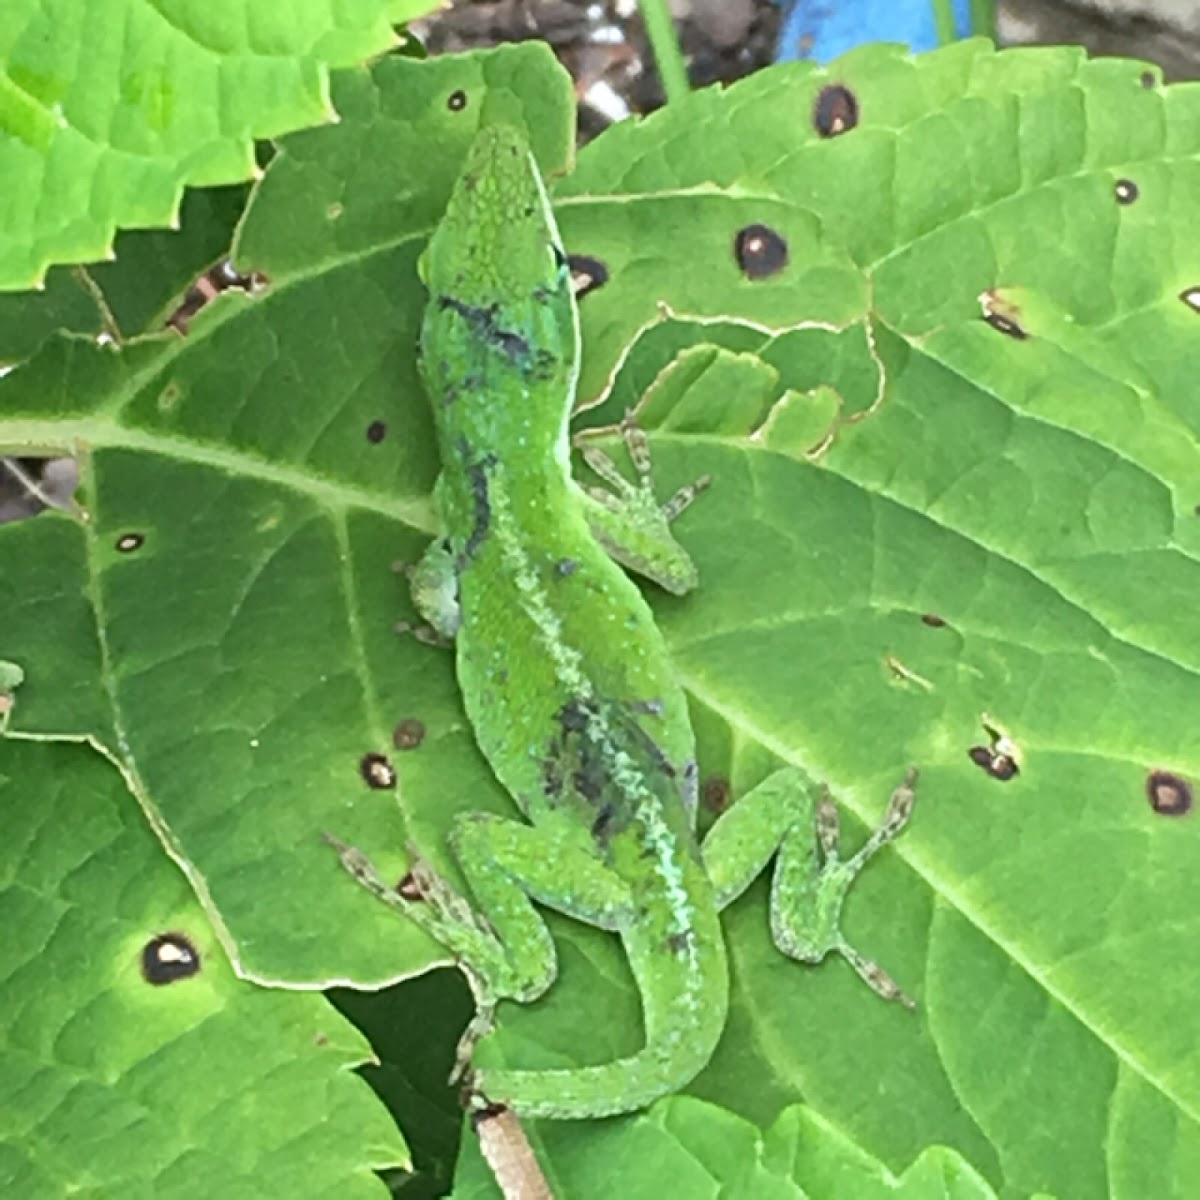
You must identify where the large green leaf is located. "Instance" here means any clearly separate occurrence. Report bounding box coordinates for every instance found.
[0,738,406,1196]
[0,43,578,987]
[0,0,437,290]
[2,36,1199,1198]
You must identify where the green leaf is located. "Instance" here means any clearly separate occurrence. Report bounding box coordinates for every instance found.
[0,43,578,987]
[0,0,439,289]
[0,738,406,1196]
[451,1097,1008,1199]
[0,184,248,363]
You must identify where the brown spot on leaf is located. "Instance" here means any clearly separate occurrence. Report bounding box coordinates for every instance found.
[360,752,397,790]
[983,311,1027,341]
[701,776,732,814]
[979,290,1029,340]
[1114,179,1139,205]
[366,420,387,444]
[393,719,426,751]
[813,84,859,137]
[447,90,468,112]
[968,745,1019,781]
[1141,70,1157,88]
[141,932,201,985]
[921,613,947,628]
[115,532,145,553]
[567,255,609,299]
[1146,769,1192,817]
[734,225,789,280]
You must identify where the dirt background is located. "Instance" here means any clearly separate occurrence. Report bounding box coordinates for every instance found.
[413,0,1200,136]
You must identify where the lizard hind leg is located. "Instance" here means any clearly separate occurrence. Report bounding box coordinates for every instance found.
[774,770,918,1010]
[575,414,710,596]
[702,767,918,1010]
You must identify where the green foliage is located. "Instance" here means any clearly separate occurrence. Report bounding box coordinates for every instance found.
[451,1097,1006,1198]
[0,739,406,1195]
[0,0,438,290]
[0,184,249,363]
[2,31,1200,1200]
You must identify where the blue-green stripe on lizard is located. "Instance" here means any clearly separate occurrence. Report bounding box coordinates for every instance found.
[327,123,917,1120]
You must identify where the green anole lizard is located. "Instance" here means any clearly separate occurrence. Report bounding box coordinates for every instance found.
[328,123,916,1120]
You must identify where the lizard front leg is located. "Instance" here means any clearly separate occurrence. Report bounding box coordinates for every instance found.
[575,415,710,596]
[396,532,460,643]
[701,767,917,1009]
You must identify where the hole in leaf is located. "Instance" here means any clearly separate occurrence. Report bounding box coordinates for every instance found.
[166,260,267,334]
[968,717,1021,781]
[1146,769,1192,817]
[567,255,609,299]
[447,90,468,112]
[813,84,859,137]
[115,532,145,553]
[983,311,1027,340]
[1180,287,1200,314]
[734,225,789,280]
[1114,179,1139,205]
[968,745,1019,781]
[141,932,201,985]
[360,752,397,789]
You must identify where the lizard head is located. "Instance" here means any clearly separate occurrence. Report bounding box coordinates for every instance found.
[418,123,580,424]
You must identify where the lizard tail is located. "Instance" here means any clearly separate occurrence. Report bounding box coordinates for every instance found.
[472,910,729,1119]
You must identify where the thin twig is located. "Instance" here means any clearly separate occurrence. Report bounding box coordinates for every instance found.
[932,0,958,43]
[638,0,690,104]
[473,1104,556,1200]
[970,0,997,38]
[72,266,123,344]
[0,458,73,514]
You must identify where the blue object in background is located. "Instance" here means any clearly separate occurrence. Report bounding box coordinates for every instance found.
[776,0,976,63]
